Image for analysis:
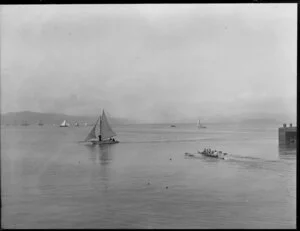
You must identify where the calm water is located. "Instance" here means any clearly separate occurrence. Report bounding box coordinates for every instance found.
[1,123,296,228]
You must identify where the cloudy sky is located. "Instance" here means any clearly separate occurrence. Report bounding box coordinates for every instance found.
[1,4,297,122]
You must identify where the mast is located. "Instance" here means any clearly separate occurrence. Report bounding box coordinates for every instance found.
[197,119,202,129]
[99,114,102,135]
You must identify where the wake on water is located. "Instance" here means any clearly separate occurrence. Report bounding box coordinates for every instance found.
[184,151,283,164]
[77,138,295,164]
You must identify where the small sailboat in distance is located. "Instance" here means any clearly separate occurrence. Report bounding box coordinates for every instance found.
[38,120,44,126]
[84,109,119,145]
[74,122,79,127]
[197,119,206,129]
[60,120,70,127]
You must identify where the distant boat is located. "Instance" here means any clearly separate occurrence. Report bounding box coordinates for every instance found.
[197,149,228,160]
[170,124,176,127]
[197,119,206,129]
[84,109,119,145]
[74,122,79,127]
[84,122,88,127]
[21,120,29,126]
[60,120,70,127]
[38,120,44,126]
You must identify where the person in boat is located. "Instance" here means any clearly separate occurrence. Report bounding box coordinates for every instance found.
[98,135,102,141]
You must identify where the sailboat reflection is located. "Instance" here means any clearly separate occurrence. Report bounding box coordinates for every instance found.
[84,144,97,164]
[98,145,113,165]
[84,143,115,165]
[84,144,115,190]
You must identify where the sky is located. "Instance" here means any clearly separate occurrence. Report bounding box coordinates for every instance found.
[0,4,297,122]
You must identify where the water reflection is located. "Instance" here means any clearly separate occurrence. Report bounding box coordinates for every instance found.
[98,145,113,165]
[278,143,297,160]
[84,144,97,164]
[84,144,115,165]
[84,144,116,188]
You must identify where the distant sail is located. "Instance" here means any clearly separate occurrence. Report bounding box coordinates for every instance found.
[100,110,117,140]
[60,120,69,127]
[84,117,100,141]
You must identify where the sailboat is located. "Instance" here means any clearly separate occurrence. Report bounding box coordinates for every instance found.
[197,119,206,129]
[60,120,70,127]
[84,110,119,145]
[74,122,80,127]
[38,120,44,126]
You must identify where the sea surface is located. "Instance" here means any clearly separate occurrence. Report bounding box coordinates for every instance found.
[1,123,296,228]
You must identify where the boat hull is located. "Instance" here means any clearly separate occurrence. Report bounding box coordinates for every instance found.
[91,140,119,145]
[197,151,227,160]
[184,152,227,160]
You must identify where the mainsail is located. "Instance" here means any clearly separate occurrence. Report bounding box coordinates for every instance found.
[84,117,100,141]
[100,110,117,140]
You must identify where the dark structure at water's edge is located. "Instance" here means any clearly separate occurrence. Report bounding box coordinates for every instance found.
[278,123,297,145]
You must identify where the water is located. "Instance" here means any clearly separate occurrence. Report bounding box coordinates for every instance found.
[1,123,296,228]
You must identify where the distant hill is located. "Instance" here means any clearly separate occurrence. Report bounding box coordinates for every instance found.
[1,111,296,126]
[239,118,282,125]
[0,111,133,126]
[237,113,296,126]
